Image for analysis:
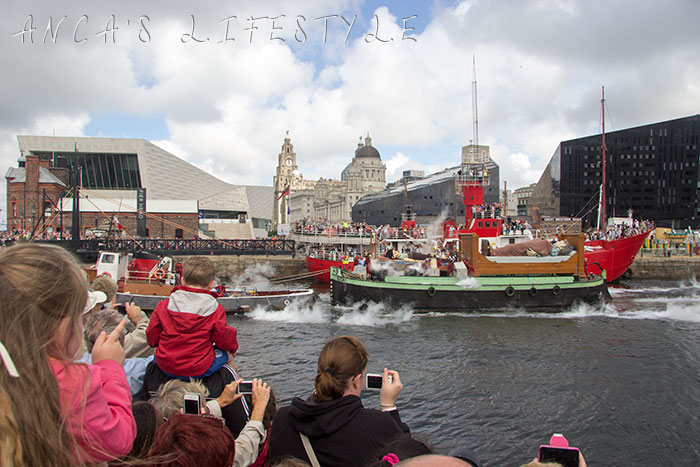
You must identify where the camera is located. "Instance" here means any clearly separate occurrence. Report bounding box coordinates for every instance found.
[365,373,392,390]
[183,392,202,415]
[237,380,253,394]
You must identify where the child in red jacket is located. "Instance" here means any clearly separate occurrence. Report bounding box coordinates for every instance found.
[146,257,237,378]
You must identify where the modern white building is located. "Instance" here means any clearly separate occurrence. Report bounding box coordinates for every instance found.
[11,135,273,238]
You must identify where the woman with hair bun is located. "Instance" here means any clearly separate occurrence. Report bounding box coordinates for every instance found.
[267,336,409,467]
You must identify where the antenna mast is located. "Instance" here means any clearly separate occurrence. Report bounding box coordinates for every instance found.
[472,54,479,149]
[600,86,607,230]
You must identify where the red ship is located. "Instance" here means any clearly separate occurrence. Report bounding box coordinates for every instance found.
[306,88,650,283]
[305,251,355,284]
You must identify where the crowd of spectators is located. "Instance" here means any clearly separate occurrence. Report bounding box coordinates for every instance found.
[293,219,427,240]
[584,219,654,241]
[0,242,592,466]
[469,203,503,219]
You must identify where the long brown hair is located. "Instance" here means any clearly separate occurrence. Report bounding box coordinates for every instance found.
[313,336,368,403]
[0,243,89,467]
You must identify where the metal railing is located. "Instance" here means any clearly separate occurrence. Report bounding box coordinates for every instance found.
[29,238,297,256]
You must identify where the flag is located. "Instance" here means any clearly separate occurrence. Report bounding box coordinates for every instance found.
[277,185,291,200]
[113,216,123,230]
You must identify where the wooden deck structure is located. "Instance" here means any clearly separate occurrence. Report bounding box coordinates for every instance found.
[459,233,587,278]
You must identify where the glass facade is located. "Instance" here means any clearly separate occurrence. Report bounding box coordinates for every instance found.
[35,151,142,190]
[533,115,700,228]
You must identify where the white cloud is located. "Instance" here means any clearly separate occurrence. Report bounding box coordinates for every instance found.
[2,0,700,226]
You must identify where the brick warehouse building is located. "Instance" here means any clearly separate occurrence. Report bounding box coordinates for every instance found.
[529,114,700,229]
[6,153,67,232]
[6,135,274,238]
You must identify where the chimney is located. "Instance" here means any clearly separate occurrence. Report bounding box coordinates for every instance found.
[25,155,40,191]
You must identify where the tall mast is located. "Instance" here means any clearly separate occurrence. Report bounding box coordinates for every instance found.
[472,54,479,149]
[600,86,607,229]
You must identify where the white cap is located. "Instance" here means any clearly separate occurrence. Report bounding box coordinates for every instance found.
[84,290,108,314]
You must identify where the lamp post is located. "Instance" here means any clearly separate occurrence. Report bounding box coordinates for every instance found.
[69,146,81,251]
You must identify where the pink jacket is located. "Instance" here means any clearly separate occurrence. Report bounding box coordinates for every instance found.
[50,358,136,462]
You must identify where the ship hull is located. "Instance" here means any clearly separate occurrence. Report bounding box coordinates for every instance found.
[306,255,353,283]
[116,289,315,313]
[330,268,609,312]
[584,230,651,282]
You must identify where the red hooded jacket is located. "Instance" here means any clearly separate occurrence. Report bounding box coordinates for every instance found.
[146,285,238,376]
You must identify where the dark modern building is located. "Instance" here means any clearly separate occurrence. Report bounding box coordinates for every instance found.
[529,114,700,229]
[352,160,500,227]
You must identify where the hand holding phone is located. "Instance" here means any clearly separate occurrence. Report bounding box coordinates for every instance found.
[183,392,202,415]
[116,295,133,313]
[539,433,581,467]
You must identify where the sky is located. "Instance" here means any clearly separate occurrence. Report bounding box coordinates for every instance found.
[2,0,700,227]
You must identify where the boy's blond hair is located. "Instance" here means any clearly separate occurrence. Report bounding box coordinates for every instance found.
[182,257,216,289]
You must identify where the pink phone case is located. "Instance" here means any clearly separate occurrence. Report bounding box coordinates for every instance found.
[538,445,581,454]
[539,434,580,461]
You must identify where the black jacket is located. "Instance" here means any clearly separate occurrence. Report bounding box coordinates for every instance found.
[268,395,410,467]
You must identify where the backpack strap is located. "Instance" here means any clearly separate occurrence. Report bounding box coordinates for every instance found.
[299,432,322,467]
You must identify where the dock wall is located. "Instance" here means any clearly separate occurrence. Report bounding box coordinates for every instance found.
[171,254,700,282]
[173,255,307,282]
[629,255,700,280]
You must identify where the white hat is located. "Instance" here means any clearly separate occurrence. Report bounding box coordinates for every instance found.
[84,290,108,314]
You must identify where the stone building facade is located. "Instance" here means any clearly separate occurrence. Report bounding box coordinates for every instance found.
[274,134,387,225]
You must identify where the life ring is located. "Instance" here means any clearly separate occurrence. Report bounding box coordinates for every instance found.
[529,287,537,297]
[153,268,165,280]
[129,261,136,269]
[284,299,290,306]
[102,271,111,278]
[505,286,515,297]
[427,286,437,297]
[552,285,561,296]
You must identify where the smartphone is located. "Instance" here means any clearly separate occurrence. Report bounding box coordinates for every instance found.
[539,446,580,467]
[237,380,253,394]
[366,373,393,390]
[116,295,133,313]
[183,392,201,415]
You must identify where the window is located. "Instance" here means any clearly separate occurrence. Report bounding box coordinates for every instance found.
[175,228,183,239]
[100,254,116,264]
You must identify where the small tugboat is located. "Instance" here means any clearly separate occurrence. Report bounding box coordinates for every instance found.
[90,250,315,313]
[330,232,609,311]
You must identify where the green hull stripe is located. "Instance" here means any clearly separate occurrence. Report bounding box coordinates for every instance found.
[330,270,603,291]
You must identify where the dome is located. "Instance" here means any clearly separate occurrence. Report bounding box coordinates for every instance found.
[355,145,381,159]
[355,134,381,159]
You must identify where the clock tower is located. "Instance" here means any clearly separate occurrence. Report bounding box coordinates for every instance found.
[273,134,299,227]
